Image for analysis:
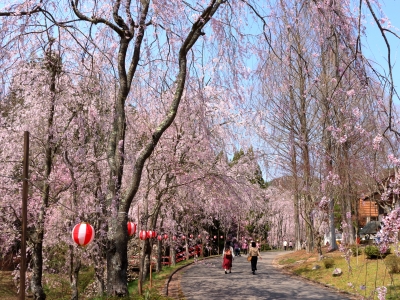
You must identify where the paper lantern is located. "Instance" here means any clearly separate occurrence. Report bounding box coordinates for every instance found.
[190,234,193,238]
[181,235,186,240]
[164,234,168,240]
[127,222,137,237]
[173,236,177,241]
[72,222,94,246]
[139,230,147,240]
[152,231,157,238]
[146,230,152,239]
[220,236,223,239]
[198,234,201,238]
[157,235,162,241]
[214,235,216,239]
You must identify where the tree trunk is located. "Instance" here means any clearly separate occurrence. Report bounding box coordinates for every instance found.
[144,243,152,282]
[70,251,81,300]
[329,199,338,250]
[185,239,189,261]
[31,233,45,300]
[138,239,151,287]
[31,50,58,300]
[102,2,224,295]
[92,248,105,297]
[343,144,355,245]
[171,246,176,266]
[94,267,105,297]
[289,126,301,251]
[294,198,301,250]
[106,219,128,296]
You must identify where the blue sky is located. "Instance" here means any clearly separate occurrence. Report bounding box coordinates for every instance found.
[363,0,400,95]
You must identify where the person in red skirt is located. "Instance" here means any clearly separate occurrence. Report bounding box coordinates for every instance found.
[222,242,234,274]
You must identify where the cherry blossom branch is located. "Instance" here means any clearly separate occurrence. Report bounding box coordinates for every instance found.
[0,3,42,16]
[239,0,280,60]
[364,0,397,134]
[123,0,226,212]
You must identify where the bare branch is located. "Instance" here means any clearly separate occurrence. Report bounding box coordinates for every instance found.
[0,4,42,16]
[70,0,124,35]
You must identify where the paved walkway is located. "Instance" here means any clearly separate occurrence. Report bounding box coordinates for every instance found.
[175,251,356,300]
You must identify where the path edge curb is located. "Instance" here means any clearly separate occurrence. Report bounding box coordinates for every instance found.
[163,255,219,297]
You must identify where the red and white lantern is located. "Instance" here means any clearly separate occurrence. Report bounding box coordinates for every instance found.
[214,235,216,239]
[139,230,147,240]
[173,236,177,241]
[157,235,162,241]
[72,222,94,246]
[182,235,186,240]
[190,234,193,239]
[198,235,201,238]
[220,235,223,239]
[164,234,168,240]
[127,222,137,237]
[152,231,157,238]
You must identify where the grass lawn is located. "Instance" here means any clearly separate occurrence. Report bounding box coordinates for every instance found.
[276,246,400,300]
[0,271,18,300]
[124,259,194,300]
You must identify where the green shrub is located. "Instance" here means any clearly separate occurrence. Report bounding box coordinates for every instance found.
[385,255,400,273]
[323,257,335,269]
[364,245,391,259]
[350,245,363,257]
[45,243,68,273]
[260,244,271,251]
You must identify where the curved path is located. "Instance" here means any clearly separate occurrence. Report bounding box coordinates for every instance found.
[176,251,356,300]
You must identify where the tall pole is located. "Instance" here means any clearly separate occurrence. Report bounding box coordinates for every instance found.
[20,131,29,300]
[137,205,142,295]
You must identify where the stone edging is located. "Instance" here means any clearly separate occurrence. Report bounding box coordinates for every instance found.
[163,255,219,297]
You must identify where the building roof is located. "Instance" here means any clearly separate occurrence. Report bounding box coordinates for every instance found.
[359,221,381,235]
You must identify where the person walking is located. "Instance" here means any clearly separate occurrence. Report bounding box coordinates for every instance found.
[234,241,240,256]
[289,240,293,250]
[222,242,234,274]
[248,241,261,275]
[242,241,248,255]
[283,240,288,251]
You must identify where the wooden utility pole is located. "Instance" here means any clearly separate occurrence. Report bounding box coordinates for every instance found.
[137,205,142,295]
[20,131,29,300]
